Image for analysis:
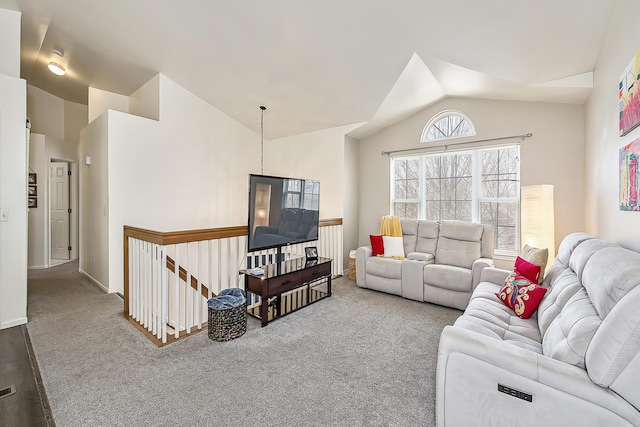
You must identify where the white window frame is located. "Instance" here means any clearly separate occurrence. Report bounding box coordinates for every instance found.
[390,145,520,256]
[421,109,476,142]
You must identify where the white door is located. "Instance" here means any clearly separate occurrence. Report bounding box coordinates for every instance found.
[50,162,70,260]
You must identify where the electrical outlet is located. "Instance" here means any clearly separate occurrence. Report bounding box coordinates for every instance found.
[0,209,7,222]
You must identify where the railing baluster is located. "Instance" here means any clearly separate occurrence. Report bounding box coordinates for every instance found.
[197,241,202,329]
[174,245,180,339]
[161,247,167,343]
[208,240,213,299]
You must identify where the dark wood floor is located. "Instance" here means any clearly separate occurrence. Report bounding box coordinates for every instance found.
[0,325,53,426]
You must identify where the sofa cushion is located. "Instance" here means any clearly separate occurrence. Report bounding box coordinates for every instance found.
[521,244,548,283]
[424,264,473,292]
[513,256,541,284]
[415,220,439,255]
[454,282,543,354]
[538,267,601,369]
[365,256,402,279]
[496,274,547,319]
[582,246,640,388]
[400,218,419,255]
[542,286,600,369]
[382,236,405,257]
[537,268,583,337]
[406,252,434,262]
[370,235,384,256]
[435,221,483,269]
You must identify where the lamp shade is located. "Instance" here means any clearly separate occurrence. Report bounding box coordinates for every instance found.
[521,185,555,266]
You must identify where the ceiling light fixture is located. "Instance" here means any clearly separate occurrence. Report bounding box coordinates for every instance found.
[48,47,66,76]
[48,61,66,76]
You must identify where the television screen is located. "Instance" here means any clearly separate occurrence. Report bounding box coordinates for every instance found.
[248,174,320,252]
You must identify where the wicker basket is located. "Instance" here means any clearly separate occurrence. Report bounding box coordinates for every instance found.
[348,256,356,281]
[208,300,247,342]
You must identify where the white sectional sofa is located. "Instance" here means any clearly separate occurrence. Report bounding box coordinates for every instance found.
[355,219,495,310]
[436,232,640,426]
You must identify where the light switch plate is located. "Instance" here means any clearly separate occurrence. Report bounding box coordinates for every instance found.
[0,209,7,222]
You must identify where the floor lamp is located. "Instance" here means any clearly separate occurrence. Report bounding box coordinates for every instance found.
[521,185,555,268]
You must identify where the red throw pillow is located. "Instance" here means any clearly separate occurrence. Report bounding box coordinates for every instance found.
[370,235,384,256]
[514,256,541,284]
[496,273,548,319]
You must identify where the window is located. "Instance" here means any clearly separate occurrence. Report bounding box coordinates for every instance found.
[283,178,319,210]
[391,145,520,253]
[421,110,476,142]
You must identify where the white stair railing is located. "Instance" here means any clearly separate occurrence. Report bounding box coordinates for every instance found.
[124,219,343,346]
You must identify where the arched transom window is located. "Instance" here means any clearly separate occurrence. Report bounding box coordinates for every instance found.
[421,110,476,142]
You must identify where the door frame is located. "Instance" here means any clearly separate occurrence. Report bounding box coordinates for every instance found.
[47,157,78,265]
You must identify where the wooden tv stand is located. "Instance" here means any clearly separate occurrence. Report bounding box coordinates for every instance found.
[243,257,332,327]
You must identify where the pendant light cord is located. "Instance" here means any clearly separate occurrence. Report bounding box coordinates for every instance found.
[260,106,266,174]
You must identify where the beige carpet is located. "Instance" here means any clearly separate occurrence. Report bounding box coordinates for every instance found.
[27,261,461,426]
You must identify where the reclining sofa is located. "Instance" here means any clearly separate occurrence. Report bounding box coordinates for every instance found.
[355,219,495,310]
[436,232,640,426]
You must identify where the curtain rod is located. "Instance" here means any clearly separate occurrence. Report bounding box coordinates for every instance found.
[381,133,533,156]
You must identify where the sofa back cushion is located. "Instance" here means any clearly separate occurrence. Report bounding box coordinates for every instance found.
[415,220,439,254]
[538,267,601,369]
[400,218,419,255]
[538,239,618,369]
[435,221,483,269]
[582,246,640,373]
[542,232,594,287]
[480,224,495,259]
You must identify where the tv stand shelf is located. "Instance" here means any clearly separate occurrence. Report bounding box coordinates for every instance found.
[242,257,332,327]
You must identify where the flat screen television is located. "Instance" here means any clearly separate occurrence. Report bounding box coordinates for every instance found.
[247,174,320,253]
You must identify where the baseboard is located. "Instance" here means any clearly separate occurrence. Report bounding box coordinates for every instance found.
[78,269,109,293]
[28,265,48,270]
[1,317,28,329]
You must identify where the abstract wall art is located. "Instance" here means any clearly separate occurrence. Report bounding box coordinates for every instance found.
[620,137,640,211]
[619,50,640,136]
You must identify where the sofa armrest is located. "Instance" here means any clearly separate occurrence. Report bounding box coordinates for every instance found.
[355,246,373,288]
[471,257,494,288]
[436,326,640,427]
[479,267,511,286]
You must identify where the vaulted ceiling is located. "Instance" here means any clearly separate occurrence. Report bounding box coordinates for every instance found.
[0,0,614,139]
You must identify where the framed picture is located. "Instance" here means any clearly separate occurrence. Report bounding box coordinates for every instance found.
[305,246,318,259]
[28,197,37,208]
[28,185,37,197]
[28,172,37,185]
[620,50,640,136]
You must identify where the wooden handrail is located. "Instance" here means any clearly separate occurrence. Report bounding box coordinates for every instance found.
[165,256,214,300]
[123,218,343,317]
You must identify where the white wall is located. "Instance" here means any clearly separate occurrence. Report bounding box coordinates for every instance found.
[357,98,585,259]
[268,123,360,268]
[343,135,360,269]
[0,9,20,78]
[129,74,159,120]
[584,0,640,251]
[27,84,88,143]
[83,74,262,294]
[79,114,110,291]
[88,87,129,123]
[0,9,27,329]
[28,134,47,268]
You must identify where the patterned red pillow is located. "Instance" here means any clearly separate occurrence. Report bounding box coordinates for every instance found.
[496,273,548,319]
[370,235,384,256]
[514,256,541,284]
